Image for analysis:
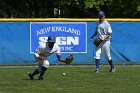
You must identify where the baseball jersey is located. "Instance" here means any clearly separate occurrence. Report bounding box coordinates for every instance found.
[96,20,112,40]
[35,42,61,58]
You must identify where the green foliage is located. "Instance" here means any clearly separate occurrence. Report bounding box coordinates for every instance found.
[0,0,140,18]
[84,0,107,9]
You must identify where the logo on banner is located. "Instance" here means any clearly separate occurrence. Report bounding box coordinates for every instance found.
[30,22,87,53]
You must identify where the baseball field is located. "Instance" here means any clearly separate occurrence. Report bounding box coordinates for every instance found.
[0,65,140,93]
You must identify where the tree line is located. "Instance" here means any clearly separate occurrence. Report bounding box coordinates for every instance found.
[0,0,139,18]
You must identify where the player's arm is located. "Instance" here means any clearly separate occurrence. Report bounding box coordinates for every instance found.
[55,44,73,64]
[56,54,66,62]
[90,31,97,40]
[102,33,112,40]
[56,54,73,64]
[51,44,66,62]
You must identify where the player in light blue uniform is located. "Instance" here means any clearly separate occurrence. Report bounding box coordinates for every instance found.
[28,36,70,80]
[90,11,116,73]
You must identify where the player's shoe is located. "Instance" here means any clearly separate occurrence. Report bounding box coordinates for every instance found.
[109,68,116,72]
[28,72,34,80]
[38,76,43,80]
[95,69,99,73]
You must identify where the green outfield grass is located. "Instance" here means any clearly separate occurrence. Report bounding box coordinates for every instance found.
[0,66,140,93]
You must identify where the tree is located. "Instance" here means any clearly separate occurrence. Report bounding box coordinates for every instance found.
[0,0,139,18]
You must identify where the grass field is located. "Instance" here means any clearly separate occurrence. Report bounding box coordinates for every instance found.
[0,66,140,93]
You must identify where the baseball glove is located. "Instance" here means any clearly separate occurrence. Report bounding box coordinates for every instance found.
[66,55,74,64]
[94,38,103,47]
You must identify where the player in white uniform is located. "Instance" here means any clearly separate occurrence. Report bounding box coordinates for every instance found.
[90,11,116,73]
[28,36,70,80]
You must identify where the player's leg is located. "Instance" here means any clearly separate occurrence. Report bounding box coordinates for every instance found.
[28,62,41,80]
[103,41,116,72]
[38,60,49,80]
[94,46,102,73]
[28,68,40,80]
[38,66,47,80]
[28,54,41,80]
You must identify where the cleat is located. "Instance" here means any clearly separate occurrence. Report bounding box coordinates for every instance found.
[95,69,99,73]
[38,76,43,80]
[110,68,116,72]
[28,72,34,80]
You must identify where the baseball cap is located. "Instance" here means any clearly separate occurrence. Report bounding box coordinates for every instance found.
[98,11,105,17]
[47,36,55,42]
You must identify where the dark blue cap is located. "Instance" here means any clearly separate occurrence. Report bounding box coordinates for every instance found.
[98,11,105,17]
[48,36,55,42]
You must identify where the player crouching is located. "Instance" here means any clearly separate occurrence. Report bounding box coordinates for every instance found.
[28,36,73,80]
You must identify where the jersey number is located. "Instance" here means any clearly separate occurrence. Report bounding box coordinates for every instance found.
[100,28,106,35]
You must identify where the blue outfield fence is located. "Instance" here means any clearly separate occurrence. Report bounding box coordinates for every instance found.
[0,21,140,63]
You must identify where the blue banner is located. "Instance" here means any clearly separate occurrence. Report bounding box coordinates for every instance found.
[30,22,87,53]
[0,21,140,62]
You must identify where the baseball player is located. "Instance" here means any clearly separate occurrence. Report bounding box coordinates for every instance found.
[90,11,116,73]
[28,36,73,80]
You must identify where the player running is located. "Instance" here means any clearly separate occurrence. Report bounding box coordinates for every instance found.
[90,11,116,73]
[28,36,73,80]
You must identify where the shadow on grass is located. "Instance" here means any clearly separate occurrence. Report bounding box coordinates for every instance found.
[22,78,41,81]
